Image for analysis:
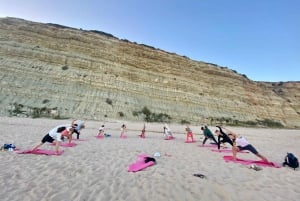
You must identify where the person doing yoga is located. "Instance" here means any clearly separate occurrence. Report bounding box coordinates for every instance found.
[226,128,269,162]
[215,126,233,150]
[32,121,76,154]
[201,126,218,145]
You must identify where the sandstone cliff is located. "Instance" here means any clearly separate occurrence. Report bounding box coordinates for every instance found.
[0,17,299,128]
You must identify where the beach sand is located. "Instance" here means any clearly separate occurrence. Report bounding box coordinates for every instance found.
[0,117,300,201]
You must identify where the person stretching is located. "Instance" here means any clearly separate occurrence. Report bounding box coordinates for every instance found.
[98,125,105,137]
[201,126,218,145]
[215,126,233,150]
[120,123,127,138]
[226,128,269,162]
[73,120,85,139]
[32,124,74,154]
[163,124,174,139]
[139,123,146,138]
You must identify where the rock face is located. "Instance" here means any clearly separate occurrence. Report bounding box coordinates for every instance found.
[0,17,299,127]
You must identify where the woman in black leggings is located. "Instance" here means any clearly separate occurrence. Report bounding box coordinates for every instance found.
[215,126,233,149]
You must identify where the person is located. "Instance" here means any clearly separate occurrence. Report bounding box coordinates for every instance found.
[163,124,174,139]
[58,120,78,143]
[120,123,127,138]
[139,123,146,138]
[32,122,75,154]
[215,126,233,150]
[226,128,269,162]
[98,125,105,137]
[201,126,218,145]
[185,125,194,142]
[73,120,85,139]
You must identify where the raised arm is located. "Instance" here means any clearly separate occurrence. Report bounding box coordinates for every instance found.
[68,128,75,143]
[55,140,60,154]
[216,126,226,135]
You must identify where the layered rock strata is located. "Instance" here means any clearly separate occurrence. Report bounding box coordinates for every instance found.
[0,17,299,127]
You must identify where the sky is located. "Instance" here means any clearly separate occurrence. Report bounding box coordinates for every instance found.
[0,0,299,82]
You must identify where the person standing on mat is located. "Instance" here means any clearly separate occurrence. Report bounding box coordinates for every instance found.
[185,125,194,142]
[163,124,174,139]
[120,123,127,138]
[226,128,269,162]
[201,126,218,145]
[215,126,233,149]
[139,123,146,138]
[32,123,75,154]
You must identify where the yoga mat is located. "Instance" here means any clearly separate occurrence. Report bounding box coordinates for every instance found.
[128,154,155,172]
[72,138,87,141]
[197,144,218,148]
[49,142,77,147]
[17,149,64,155]
[95,135,104,139]
[128,161,155,172]
[211,149,249,153]
[223,155,281,168]
[164,136,175,140]
[185,140,196,143]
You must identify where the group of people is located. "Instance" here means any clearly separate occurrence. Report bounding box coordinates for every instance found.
[98,123,175,140]
[201,125,269,162]
[97,123,127,138]
[31,120,269,162]
[31,120,85,154]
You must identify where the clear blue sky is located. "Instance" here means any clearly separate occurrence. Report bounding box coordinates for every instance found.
[0,0,299,82]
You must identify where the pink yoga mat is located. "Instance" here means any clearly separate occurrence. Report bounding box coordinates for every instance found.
[223,155,281,168]
[72,138,87,141]
[211,149,249,153]
[185,140,196,143]
[128,154,155,172]
[197,144,218,148]
[128,161,155,172]
[16,149,64,155]
[49,142,77,147]
[95,135,104,139]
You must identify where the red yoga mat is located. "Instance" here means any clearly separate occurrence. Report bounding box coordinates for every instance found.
[16,149,64,155]
[211,149,249,153]
[223,155,281,168]
[49,142,77,147]
[197,144,218,148]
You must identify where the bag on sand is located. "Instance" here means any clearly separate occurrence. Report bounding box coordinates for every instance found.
[3,144,16,150]
[283,153,299,170]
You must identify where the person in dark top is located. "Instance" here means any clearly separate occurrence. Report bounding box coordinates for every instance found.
[215,126,233,150]
[201,126,218,145]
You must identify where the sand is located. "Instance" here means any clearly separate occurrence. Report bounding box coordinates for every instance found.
[0,117,300,201]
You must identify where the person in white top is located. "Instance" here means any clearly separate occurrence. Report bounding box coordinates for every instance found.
[225,128,269,162]
[163,124,174,139]
[73,120,85,139]
[32,121,76,154]
[98,125,105,137]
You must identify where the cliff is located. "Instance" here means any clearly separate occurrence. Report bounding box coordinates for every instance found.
[0,17,299,128]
